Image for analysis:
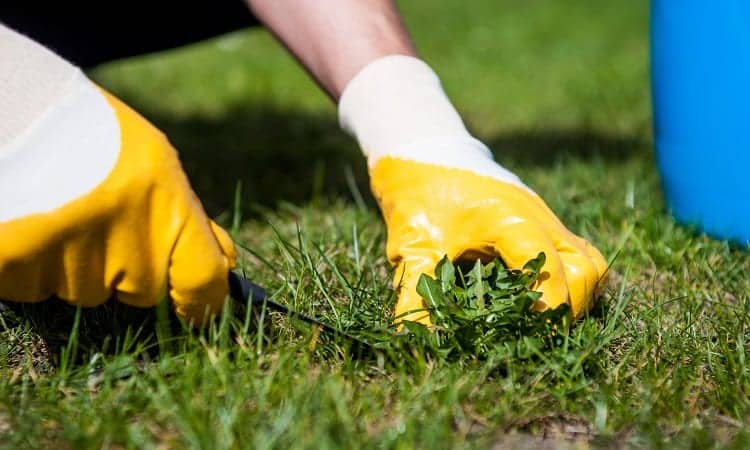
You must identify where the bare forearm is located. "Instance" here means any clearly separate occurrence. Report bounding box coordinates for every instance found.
[246,0,416,99]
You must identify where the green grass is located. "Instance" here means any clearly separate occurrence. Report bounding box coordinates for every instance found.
[3,0,750,448]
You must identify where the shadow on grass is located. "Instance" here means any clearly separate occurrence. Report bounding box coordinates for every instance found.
[0,296,274,369]
[133,102,646,217]
[144,105,372,218]
[0,299,174,365]
[485,129,645,168]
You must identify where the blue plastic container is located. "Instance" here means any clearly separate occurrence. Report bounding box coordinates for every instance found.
[651,0,750,245]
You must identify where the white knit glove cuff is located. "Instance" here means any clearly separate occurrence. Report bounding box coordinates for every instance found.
[0,24,80,149]
[0,24,120,221]
[338,55,525,188]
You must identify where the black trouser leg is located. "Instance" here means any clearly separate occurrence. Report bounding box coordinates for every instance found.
[1,0,259,67]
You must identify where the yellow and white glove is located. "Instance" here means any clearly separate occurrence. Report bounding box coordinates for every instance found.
[0,26,236,324]
[339,56,607,324]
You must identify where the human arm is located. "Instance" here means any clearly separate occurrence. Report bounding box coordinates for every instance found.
[246,1,608,323]
[246,0,416,99]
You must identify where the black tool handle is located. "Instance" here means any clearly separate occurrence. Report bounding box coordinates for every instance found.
[228,272,267,307]
[227,272,357,339]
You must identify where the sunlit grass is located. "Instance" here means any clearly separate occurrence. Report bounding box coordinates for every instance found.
[3,0,750,448]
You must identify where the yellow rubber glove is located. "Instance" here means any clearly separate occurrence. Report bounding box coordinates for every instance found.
[339,56,607,324]
[0,28,235,325]
[370,157,607,323]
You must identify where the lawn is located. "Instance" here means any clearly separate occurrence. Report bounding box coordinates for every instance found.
[3,0,750,448]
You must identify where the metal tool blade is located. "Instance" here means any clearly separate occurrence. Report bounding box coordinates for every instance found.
[228,272,370,351]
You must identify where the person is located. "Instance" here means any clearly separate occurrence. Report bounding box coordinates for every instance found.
[0,0,607,326]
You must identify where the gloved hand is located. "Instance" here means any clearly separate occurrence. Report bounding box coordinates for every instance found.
[339,56,607,324]
[0,26,235,324]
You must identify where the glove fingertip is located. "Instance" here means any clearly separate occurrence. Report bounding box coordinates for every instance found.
[587,242,609,278]
[170,271,229,327]
[209,220,238,269]
[532,281,571,313]
[169,218,233,327]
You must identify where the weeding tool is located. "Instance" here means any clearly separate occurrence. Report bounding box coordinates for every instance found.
[227,272,371,351]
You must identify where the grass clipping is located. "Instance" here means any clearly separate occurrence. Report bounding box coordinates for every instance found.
[359,252,571,362]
